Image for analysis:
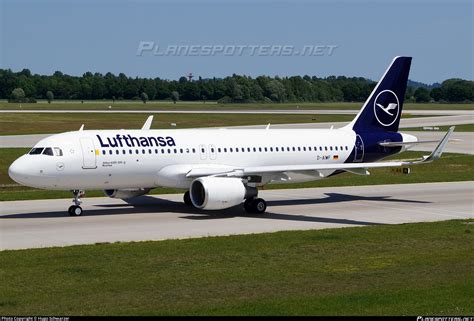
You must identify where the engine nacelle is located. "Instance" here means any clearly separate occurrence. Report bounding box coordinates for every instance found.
[104,188,151,199]
[190,177,257,210]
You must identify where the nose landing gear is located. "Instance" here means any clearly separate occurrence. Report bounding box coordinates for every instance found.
[68,190,84,216]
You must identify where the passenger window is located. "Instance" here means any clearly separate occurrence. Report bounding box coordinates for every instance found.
[335,146,338,151]
[102,150,106,155]
[303,147,306,151]
[29,147,44,155]
[129,149,133,154]
[192,148,196,153]
[109,150,113,155]
[330,146,333,151]
[116,150,120,155]
[218,148,221,153]
[292,147,296,151]
[247,147,251,152]
[270,147,273,152]
[149,149,152,154]
[275,147,279,152]
[123,150,126,154]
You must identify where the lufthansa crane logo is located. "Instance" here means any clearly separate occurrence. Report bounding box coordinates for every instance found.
[373,90,400,127]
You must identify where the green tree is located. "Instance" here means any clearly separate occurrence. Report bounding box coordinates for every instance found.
[140,92,148,104]
[171,91,179,104]
[264,80,286,102]
[414,87,431,103]
[11,87,25,101]
[441,79,473,102]
[430,87,443,101]
[46,91,54,103]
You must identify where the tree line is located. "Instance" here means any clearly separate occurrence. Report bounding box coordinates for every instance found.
[1,68,472,104]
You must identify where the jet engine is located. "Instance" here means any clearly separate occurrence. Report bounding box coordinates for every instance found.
[190,177,257,210]
[104,188,152,199]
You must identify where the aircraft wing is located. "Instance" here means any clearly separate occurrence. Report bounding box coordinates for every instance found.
[186,127,454,178]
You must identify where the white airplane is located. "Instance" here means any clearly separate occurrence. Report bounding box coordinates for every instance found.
[9,56,454,216]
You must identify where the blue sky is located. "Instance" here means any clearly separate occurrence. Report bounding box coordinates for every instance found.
[1,0,472,83]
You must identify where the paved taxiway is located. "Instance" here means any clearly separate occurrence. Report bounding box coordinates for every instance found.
[1,181,472,250]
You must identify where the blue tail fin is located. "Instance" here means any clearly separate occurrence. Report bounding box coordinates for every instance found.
[348,56,412,133]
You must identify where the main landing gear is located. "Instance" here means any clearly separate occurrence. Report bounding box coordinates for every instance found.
[68,190,84,216]
[244,197,267,214]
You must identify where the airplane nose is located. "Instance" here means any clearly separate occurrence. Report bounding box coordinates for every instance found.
[8,157,29,185]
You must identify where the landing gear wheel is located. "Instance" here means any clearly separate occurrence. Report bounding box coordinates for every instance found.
[244,198,266,214]
[68,205,83,216]
[183,191,193,206]
[252,198,267,214]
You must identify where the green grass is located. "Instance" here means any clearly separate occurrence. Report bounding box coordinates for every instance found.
[0,219,472,315]
[1,100,473,111]
[1,148,472,201]
[403,124,474,132]
[0,112,356,135]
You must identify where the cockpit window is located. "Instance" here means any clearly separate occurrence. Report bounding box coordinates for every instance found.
[29,147,44,155]
[42,147,54,156]
[53,147,63,156]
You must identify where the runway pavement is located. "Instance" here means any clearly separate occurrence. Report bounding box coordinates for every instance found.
[1,181,473,250]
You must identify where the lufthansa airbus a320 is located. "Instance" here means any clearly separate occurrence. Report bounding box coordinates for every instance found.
[9,57,454,216]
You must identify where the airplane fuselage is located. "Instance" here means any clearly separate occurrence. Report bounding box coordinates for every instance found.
[8,127,405,191]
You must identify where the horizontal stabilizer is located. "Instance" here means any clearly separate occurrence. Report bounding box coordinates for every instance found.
[379,140,439,147]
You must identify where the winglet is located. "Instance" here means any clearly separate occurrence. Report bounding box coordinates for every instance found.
[265,123,271,130]
[142,116,154,130]
[423,126,455,162]
[79,124,84,131]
